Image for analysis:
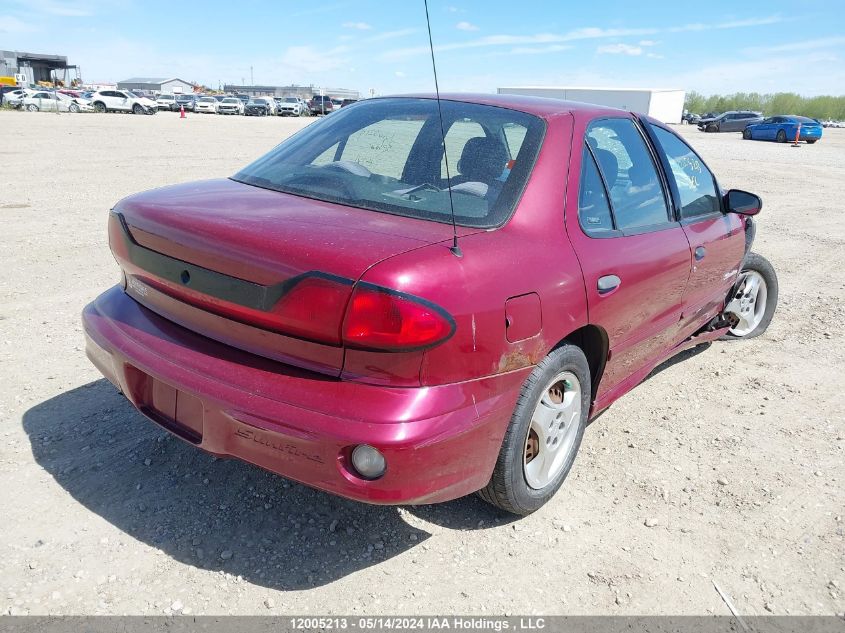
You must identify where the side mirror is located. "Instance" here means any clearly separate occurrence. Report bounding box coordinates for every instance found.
[725,189,762,216]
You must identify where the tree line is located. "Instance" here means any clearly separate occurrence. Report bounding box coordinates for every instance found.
[684,91,845,121]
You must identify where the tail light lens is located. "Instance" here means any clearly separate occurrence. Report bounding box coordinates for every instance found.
[342,284,455,351]
[270,276,351,345]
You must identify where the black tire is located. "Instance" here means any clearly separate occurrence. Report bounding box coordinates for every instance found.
[132,103,143,115]
[93,102,106,113]
[707,124,718,133]
[776,129,787,143]
[68,103,80,113]
[26,104,39,112]
[806,139,817,144]
[478,345,590,515]
[721,251,778,341]
[743,128,752,140]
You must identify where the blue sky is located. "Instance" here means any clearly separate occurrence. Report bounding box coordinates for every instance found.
[1,0,843,95]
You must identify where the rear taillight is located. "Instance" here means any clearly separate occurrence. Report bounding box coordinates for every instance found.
[270,276,351,345]
[342,284,455,351]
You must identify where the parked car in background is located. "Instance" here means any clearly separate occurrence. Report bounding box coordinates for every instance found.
[155,94,177,111]
[58,89,83,98]
[340,98,358,108]
[2,87,33,107]
[821,119,845,128]
[698,111,762,133]
[743,115,823,144]
[21,90,92,113]
[83,94,778,515]
[217,97,244,115]
[682,112,701,125]
[213,95,228,102]
[195,96,219,114]
[277,96,305,116]
[175,94,198,112]
[235,94,250,107]
[309,94,333,115]
[89,89,157,114]
[244,97,274,116]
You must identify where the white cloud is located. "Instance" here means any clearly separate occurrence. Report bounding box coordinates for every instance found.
[395,71,406,78]
[366,28,418,42]
[597,43,643,56]
[743,36,845,55]
[381,14,785,61]
[456,21,479,31]
[508,44,573,55]
[342,21,372,30]
[646,52,664,59]
[639,39,657,46]
[0,15,36,32]
[281,45,350,74]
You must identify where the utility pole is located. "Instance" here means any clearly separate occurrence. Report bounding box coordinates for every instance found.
[250,66,254,85]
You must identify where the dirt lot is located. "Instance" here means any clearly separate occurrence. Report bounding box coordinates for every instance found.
[0,109,843,617]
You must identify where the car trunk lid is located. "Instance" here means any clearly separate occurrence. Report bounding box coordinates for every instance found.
[110,178,462,376]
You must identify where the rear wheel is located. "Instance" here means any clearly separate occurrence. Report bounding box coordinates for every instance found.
[806,139,817,144]
[68,103,80,113]
[93,102,106,113]
[743,128,752,140]
[478,345,590,515]
[26,104,39,112]
[722,252,778,340]
[776,129,787,143]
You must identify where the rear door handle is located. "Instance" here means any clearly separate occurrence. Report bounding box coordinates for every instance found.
[694,246,707,261]
[597,274,621,294]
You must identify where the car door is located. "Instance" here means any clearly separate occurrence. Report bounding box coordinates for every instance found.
[565,116,692,401]
[645,123,745,337]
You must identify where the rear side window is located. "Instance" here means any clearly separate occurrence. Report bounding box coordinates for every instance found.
[586,118,670,231]
[578,146,614,235]
[233,98,545,228]
[651,127,720,219]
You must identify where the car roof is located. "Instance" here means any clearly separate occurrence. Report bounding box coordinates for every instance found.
[379,92,622,119]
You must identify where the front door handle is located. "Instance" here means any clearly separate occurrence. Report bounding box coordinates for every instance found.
[694,246,707,261]
[597,274,621,294]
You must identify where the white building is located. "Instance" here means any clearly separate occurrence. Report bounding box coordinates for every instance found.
[497,86,686,124]
[117,77,194,94]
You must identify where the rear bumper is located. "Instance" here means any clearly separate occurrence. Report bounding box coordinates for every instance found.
[82,286,526,504]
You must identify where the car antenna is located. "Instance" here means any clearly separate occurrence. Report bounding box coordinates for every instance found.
[424,0,462,258]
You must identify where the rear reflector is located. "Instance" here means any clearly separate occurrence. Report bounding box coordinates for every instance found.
[342,284,455,351]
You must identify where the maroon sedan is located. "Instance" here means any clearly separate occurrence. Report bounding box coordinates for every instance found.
[83,94,778,515]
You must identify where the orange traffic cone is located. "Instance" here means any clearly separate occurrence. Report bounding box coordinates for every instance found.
[180,105,186,119]
[791,122,801,147]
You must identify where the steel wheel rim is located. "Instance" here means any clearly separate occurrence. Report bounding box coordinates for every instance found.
[523,371,581,490]
[729,270,768,336]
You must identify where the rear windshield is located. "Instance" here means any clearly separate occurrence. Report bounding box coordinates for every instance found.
[792,116,819,124]
[232,98,545,228]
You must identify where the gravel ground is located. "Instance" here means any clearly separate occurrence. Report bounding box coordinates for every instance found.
[0,109,843,617]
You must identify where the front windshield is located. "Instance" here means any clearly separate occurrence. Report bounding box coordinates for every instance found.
[233,98,545,229]
[285,97,298,102]
[199,97,215,102]
[222,98,238,104]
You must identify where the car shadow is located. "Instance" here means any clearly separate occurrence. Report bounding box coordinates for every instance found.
[22,380,513,591]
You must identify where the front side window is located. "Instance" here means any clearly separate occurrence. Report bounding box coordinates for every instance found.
[233,98,545,228]
[652,127,720,219]
[586,118,670,231]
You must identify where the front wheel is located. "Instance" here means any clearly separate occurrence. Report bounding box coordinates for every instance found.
[132,103,143,114]
[722,252,778,340]
[707,124,719,133]
[743,128,752,140]
[93,102,106,113]
[478,345,590,515]
[776,129,787,143]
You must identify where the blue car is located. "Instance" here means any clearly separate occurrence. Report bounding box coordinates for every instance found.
[743,115,823,144]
